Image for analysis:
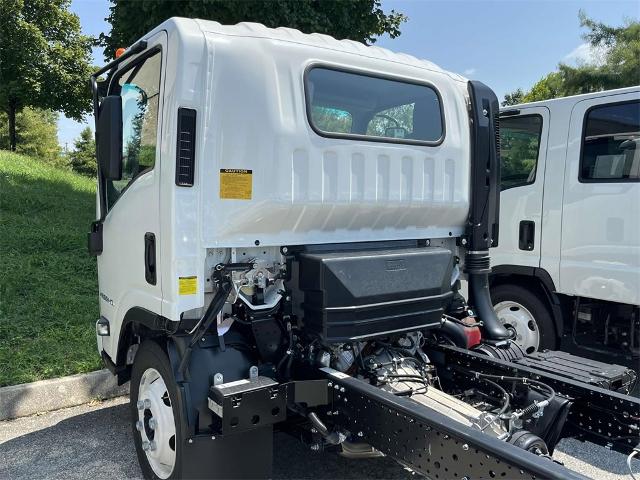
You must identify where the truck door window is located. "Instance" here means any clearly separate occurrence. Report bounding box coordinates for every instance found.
[107,51,162,210]
[499,114,542,190]
[580,100,640,182]
[305,67,443,145]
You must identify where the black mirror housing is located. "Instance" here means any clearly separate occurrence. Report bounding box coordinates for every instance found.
[97,95,122,180]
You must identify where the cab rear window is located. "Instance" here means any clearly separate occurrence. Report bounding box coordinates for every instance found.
[305,67,444,145]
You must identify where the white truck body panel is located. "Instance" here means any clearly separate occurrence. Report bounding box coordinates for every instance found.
[493,87,640,306]
[96,18,473,360]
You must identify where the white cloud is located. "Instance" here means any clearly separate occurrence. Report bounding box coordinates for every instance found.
[463,68,476,76]
[563,43,607,66]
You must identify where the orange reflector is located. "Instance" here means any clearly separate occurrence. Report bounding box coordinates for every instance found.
[115,48,126,58]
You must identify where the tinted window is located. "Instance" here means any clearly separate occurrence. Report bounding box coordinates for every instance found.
[306,67,443,144]
[581,100,640,181]
[499,115,543,190]
[107,51,162,209]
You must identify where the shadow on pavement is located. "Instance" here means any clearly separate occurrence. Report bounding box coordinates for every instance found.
[0,402,411,480]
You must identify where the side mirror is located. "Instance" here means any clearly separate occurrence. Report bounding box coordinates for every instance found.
[96,95,122,180]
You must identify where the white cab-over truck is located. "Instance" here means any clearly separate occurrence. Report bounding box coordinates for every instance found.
[89,18,639,480]
[488,88,640,358]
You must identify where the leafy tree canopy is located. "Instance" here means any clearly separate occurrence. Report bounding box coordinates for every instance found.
[101,0,406,58]
[68,126,97,177]
[503,12,640,106]
[0,107,61,163]
[0,0,94,150]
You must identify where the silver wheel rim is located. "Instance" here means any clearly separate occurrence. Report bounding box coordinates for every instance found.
[494,301,540,354]
[136,368,176,479]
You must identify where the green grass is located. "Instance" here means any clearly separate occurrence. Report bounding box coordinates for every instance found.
[0,151,102,386]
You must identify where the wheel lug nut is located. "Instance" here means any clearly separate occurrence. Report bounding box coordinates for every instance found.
[136,400,144,410]
[148,418,157,430]
[143,399,152,409]
[149,441,157,451]
[142,441,150,451]
[135,420,144,431]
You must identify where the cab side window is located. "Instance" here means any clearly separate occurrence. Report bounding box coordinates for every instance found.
[580,100,640,182]
[107,51,162,210]
[499,114,543,190]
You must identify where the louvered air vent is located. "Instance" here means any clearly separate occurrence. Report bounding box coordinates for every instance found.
[175,108,196,186]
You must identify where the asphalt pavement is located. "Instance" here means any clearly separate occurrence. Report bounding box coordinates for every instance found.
[0,396,638,480]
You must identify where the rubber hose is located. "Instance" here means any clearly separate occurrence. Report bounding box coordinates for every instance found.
[468,271,512,341]
[440,318,470,348]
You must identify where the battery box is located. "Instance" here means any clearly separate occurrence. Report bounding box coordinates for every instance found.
[515,350,637,393]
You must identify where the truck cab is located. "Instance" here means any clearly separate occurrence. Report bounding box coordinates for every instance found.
[490,87,640,356]
[89,19,639,480]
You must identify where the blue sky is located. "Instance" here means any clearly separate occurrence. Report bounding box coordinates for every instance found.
[58,0,639,148]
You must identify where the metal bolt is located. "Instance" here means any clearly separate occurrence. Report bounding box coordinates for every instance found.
[143,399,151,409]
[148,418,157,430]
[211,436,216,440]
[461,238,467,246]
[462,444,469,451]
[311,428,318,434]
[340,387,345,393]
[327,382,333,388]
[282,246,289,254]
[201,337,205,342]
[310,444,320,451]
[142,441,150,451]
[136,400,145,410]
[482,108,488,117]
[357,431,364,437]
[333,384,339,390]
[188,438,194,444]
[149,441,157,451]
[343,397,348,403]
[135,420,144,431]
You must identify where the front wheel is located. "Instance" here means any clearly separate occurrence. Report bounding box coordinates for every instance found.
[490,284,557,354]
[130,341,183,479]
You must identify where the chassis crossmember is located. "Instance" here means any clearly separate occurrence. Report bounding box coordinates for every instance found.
[320,367,587,480]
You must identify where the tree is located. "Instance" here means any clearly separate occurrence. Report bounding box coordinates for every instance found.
[0,0,93,151]
[101,0,406,58]
[68,126,96,176]
[501,89,524,107]
[0,107,61,163]
[503,12,640,105]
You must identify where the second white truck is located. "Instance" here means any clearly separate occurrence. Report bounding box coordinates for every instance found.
[489,87,640,357]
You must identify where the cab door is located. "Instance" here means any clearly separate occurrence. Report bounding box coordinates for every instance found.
[97,32,167,361]
[560,93,640,304]
[491,107,549,268]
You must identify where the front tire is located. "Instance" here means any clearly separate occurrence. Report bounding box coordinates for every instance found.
[490,284,557,353]
[130,340,183,479]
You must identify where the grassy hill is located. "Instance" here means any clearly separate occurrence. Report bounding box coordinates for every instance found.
[0,151,102,386]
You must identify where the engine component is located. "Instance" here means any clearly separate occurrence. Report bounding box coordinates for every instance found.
[286,245,454,343]
[508,430,549,455]
[465,251,512,341]
[364,345,508,438]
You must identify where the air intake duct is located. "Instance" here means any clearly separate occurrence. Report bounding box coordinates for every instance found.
[466,251,512,341]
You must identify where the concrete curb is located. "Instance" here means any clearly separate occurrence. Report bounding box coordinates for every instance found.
[0,369,129,421]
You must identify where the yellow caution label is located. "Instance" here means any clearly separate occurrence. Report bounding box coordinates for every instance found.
[178,276,197,295]
[220,169,252,200]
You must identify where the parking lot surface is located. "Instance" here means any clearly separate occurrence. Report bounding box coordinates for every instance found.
[0,396,637,480]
